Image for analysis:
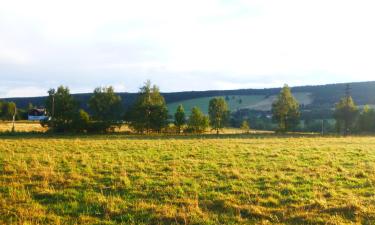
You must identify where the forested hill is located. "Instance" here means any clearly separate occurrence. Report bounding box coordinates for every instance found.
[2,81,375,111]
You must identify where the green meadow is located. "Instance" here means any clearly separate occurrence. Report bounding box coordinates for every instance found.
[1,134,375,224]
[167,93,313,114]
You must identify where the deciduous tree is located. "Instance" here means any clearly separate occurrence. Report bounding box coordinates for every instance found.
[334,97,358,135]
[128,81,168,133]
[174,104,186,133]
[271,85,300,132]
[72,109,90,133]
[356,105,375,132]
[208,97,229,134]
[0,101,17,121]
[241,120,250,133]
[188,106,209,133]
[45,86,78,132]
[88,86,123,131]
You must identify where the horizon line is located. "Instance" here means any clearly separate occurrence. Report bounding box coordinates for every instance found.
[1,80,374,99]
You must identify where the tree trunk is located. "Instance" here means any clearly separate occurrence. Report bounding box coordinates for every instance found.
[344,120,348,136]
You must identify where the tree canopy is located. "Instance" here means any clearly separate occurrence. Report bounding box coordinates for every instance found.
[174,104,186,133]
[208,97,229,134]
[271,85,300,132]
[0,101,17,121]
[45,86,79,132]
[88,86,123,132]
[356,105,375,132]
[127,81,168,133]
[241,120,250,133]
[188,106,209,133]
[334,95,358,135]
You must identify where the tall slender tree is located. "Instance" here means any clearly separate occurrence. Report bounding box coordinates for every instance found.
[208,97,229,134]
[271,85,300,132]
[241,120,250,133]
[334,85,358,135]
[0,101,17,121]
[174,104,186,133]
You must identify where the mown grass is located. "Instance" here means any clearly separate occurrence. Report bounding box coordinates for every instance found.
[0,121,47,133]
[1,135,375,224]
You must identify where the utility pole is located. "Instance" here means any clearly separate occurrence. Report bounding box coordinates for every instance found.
[321,119,324,135]
[345,84,351,99]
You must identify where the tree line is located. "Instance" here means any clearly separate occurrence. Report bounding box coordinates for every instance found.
[1,81,374,135]
[0,101,17,121]
[332,84,375,135]
[269,84,375,135]
[38,80,230,134]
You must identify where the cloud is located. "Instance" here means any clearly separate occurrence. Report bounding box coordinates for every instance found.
[0,47,32,65]
[0,0,375,97]
[3,86,47,98]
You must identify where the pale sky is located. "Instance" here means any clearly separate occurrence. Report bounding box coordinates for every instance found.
[1,0,375,97]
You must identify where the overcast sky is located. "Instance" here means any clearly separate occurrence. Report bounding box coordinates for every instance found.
[1,0,375,97]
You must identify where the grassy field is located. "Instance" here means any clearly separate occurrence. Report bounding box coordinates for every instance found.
[167,93,313,115]
[167,95,266,115]
[0,122,266,135]
[1,134,375,224]
[0,121,48,133]
[246,93,313,111]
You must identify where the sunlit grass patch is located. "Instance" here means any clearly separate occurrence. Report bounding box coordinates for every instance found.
[1,135,375,224]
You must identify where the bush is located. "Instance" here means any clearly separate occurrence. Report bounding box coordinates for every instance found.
[163,124,179,134]
[240,120,250,133]
[86,121,116,133]
[188,107,209,133]
[72,109,90,133]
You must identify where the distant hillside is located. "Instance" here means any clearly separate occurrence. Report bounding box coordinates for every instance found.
[2,81,375,115]
[168,92,314,115]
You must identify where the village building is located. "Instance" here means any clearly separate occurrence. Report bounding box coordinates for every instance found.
[28,108,48,121]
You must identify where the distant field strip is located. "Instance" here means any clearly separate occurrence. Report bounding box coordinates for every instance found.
[0,121,47,133]
[167,92,313,114]
[1,135,375,224]
[247,92,313,111]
